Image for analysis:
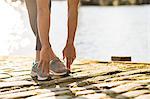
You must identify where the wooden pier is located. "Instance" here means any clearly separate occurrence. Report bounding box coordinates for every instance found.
[0,56,150,99]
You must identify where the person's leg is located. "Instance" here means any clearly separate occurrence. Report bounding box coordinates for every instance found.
[25,0,41,61]
[36,0,68,75]
[25,0,51,61]
[36,0,57,61]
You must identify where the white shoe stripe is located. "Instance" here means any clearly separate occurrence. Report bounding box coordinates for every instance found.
[31,71,37,77]
[37,76,49,81]
[50,70,67,76]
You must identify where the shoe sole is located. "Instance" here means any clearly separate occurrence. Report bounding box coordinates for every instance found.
[50,70,67,76]
[31,71,50,81]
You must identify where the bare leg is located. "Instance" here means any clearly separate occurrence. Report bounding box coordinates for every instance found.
[25,0,51,62]
[36,0,59,74]
[25,0,41,61]
[36,0,56,60]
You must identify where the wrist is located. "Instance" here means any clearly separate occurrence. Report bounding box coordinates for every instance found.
[42,43,51,49]
[66,39,74,45]
[66,42,74,46]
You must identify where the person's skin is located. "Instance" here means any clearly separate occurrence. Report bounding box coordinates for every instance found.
[25,0,41,62]
[63,0,79,70]
[36,0,79,74]
[36,0,55,75]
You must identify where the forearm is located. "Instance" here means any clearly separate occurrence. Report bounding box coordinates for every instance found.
[37,0,50,48]
[67,0,79,45]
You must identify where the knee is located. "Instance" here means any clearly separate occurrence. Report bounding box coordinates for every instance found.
[37,8,49,16]
[37,4,49,16]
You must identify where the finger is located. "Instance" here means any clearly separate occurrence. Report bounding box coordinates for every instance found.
[67,57,71,70]
[63,52,65,60]
[44,62,48,75]
[38,60,42,69]
[66,57,69,70]
[70,59,73,70]
[41,62,45,74]
[46,62,49,75]
[71,57,76,64]
[69,57,76,69]
[42,61,49,75]
[70,58,73,66]
[70,58,74,69]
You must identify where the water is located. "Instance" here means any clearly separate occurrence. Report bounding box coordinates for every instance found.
[77,5,150,62]
[0,1,150,62]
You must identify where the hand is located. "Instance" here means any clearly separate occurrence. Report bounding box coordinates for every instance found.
[38,47,50,75]
[63,44,76,71]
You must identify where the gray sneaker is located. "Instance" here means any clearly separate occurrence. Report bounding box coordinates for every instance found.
[31,62,51,81]
[50,57,68,76]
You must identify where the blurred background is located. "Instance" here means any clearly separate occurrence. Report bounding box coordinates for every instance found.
[0,0,150,62]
